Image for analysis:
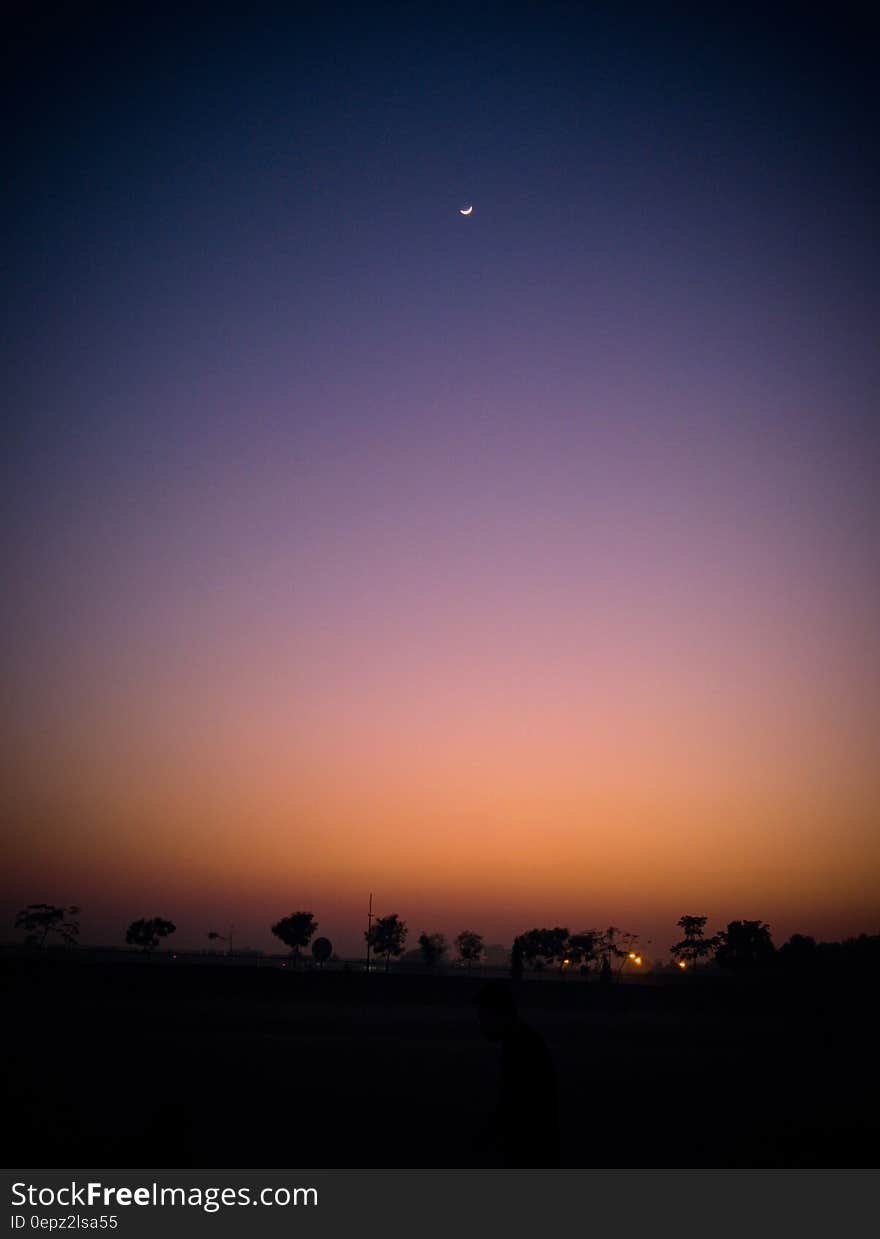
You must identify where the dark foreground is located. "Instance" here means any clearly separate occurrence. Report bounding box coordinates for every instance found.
[4,956,878,1168]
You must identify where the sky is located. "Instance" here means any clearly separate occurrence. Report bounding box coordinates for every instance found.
[3,3,878,956]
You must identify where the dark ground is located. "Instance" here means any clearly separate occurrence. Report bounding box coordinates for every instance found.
[3,955,878,1168]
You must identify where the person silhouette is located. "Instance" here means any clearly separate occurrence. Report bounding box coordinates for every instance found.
[474,980,560,1167]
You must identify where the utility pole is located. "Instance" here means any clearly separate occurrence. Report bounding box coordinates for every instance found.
[365,892,374,972]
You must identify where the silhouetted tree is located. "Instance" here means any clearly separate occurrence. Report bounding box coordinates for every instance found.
[271,912,318,968]
[714,920,775,972]
[455,929,484,969]
[839,932,880,968]
[366,913,407,972]
[126,917,176,953]
[595,926,629,978]
[671,915,720,973]
[311,937,332,968]
[566,929,599,977]
[15,904,80,948]
[778,933,817,972]
[615,931,642,979]
[518,928,570,971]
[812,932,877,980]
[207,924,234,954]
[418,931,448,968]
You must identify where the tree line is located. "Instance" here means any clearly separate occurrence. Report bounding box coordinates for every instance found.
[272,911,484,973]
[12,903,879,975]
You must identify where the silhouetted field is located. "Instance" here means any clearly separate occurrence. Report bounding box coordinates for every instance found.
[4,956,877,1168]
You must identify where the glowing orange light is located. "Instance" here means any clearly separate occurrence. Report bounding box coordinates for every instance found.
[678,960,687,969]
[634,955,642,965]
[628,951,636,959]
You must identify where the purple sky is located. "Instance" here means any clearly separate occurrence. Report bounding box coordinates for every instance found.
[3,6,879,953]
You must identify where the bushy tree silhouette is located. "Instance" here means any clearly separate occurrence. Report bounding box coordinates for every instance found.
[126,917,176,953]
[311,936,333,967]
[826,932,880,976]
[366,913,407,972]
[15,904,80,947]
[714,920,774,972]
[271,912,318,968]
[417,931,448,968]
[778,933,818,971]
[567,930,598,974]
[455,929,484,969]
[518,928,569,971]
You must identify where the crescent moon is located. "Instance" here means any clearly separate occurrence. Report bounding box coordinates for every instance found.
[459,205,473,215]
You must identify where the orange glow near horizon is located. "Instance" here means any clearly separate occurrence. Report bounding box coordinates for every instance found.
[4,552,879,955]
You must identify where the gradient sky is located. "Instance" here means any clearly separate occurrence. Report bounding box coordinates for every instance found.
[3,4,878,955]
